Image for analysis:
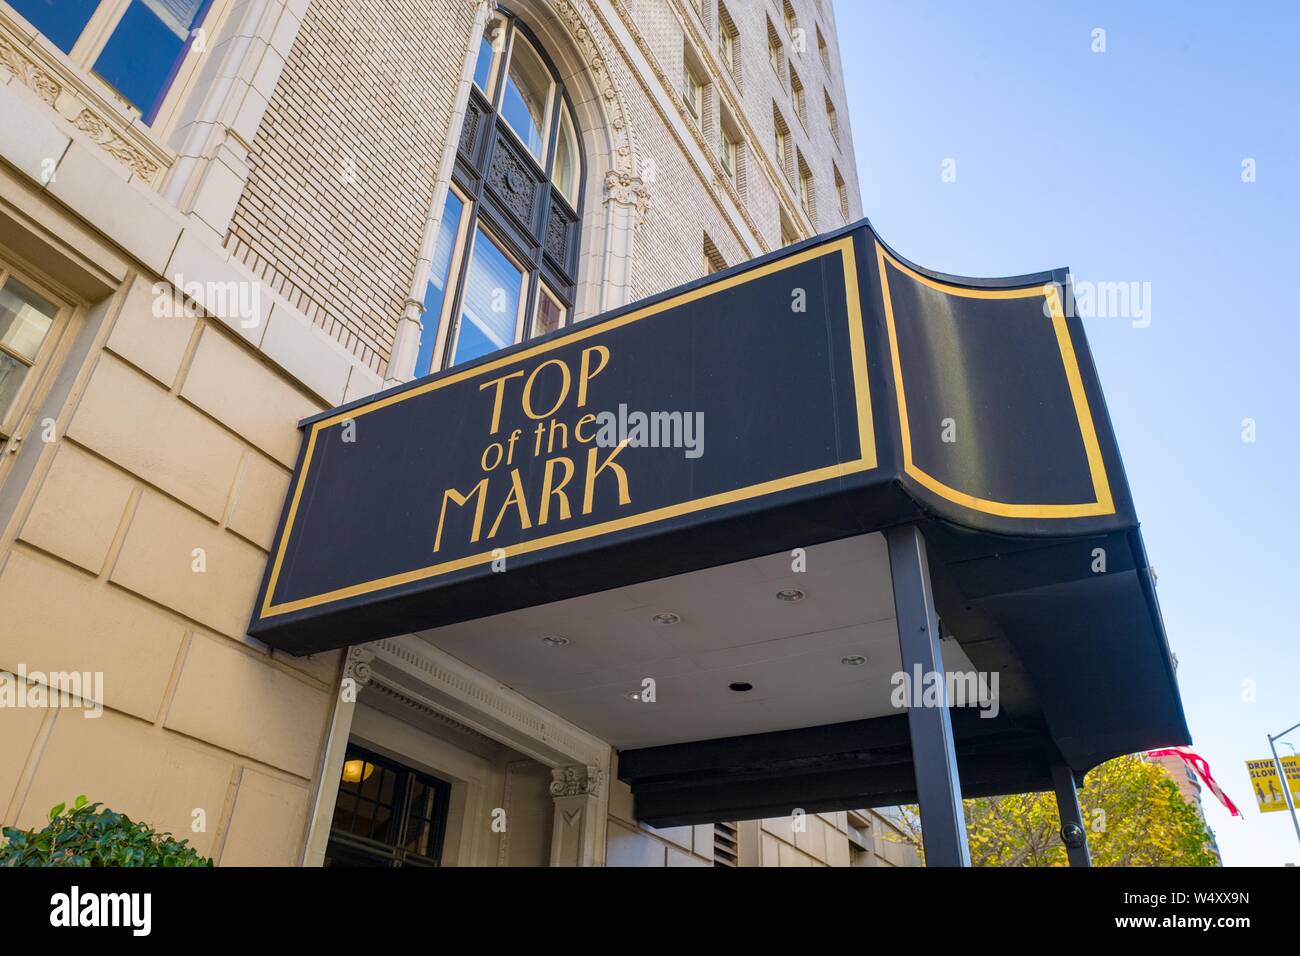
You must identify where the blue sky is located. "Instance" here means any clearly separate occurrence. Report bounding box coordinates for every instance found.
[836,0,1300,866]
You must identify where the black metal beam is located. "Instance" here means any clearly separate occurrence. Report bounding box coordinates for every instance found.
[1051,759,1092,867]
[618,709,1053,828]
[886,524,971,867]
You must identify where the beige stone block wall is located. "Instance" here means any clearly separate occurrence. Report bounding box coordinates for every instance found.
[0,261,347,866]
[851,809,923,867]
[605,758,714,866]
[746,811,852,867]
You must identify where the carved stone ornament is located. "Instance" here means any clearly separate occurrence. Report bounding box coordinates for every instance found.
[344,647,375,688]
[0,33,59,105]
[551,0,635,178]
[549,765,603,799]
[602,169,650,226]
[71,109,160,181]
[0,15,165,184]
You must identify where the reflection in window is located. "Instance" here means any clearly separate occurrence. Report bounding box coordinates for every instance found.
[414,190,468,378]
[449,227,525,367]
[10,0,98,53]
[12,0,215,124]
[0,278,58,423]
[472,18,503,95]
[682,65,703,126]
[720,129,738,181]
[552,104,579,208]
[532,283,565,338]
[93,0,213,122]
[499,34,553,160]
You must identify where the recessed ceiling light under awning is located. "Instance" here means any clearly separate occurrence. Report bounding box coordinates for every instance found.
[247,221,1189,863]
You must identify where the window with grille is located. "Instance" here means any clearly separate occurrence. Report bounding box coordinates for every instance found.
[824,88,839,144]
[413,11,586,376]
[790,65,807,128]
[717,3,739,83]
[325,744,451,867]
[0,263,71,470]
[766,17,784,80]
[773,104,792,182]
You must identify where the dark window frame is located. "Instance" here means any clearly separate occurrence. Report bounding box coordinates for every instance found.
[433,7,587,373]
[325,744,452,867]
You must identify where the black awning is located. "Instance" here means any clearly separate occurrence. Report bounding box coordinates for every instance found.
[247,220,1189,802]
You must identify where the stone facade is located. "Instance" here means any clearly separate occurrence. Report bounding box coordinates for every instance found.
[0,0,881,868]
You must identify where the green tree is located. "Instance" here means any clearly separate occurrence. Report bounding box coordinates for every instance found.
[0,795,212,867]
[890,754,1219,866]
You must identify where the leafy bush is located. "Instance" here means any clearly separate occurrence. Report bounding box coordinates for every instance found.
[0,795,212,867]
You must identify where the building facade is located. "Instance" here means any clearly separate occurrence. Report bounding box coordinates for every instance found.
[0,0,906,866]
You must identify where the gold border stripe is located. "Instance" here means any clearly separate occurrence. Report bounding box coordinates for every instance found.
[876,242,1115,519]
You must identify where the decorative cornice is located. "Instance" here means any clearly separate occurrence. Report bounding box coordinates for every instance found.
[368,635,611,770]
[365,681,500,750]
[0,31,59,106]
[549,764,604,799]
[551,0,635,178]
[0,9,171,185]
[70,109,161,181]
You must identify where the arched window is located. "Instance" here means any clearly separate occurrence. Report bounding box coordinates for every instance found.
[414,11,586,375]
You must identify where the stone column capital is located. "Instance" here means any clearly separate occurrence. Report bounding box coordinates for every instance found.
[343,646,375,688]
[602,170,650,227]
[549,764,604,800]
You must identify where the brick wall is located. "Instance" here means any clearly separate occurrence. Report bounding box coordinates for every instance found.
[225,0,477,374]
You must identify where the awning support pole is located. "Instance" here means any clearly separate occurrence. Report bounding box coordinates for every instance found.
[1050,759,1092,867]
[885,524,970,867]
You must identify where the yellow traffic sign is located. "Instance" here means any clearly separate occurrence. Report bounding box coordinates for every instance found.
[1246,756,1300,813]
